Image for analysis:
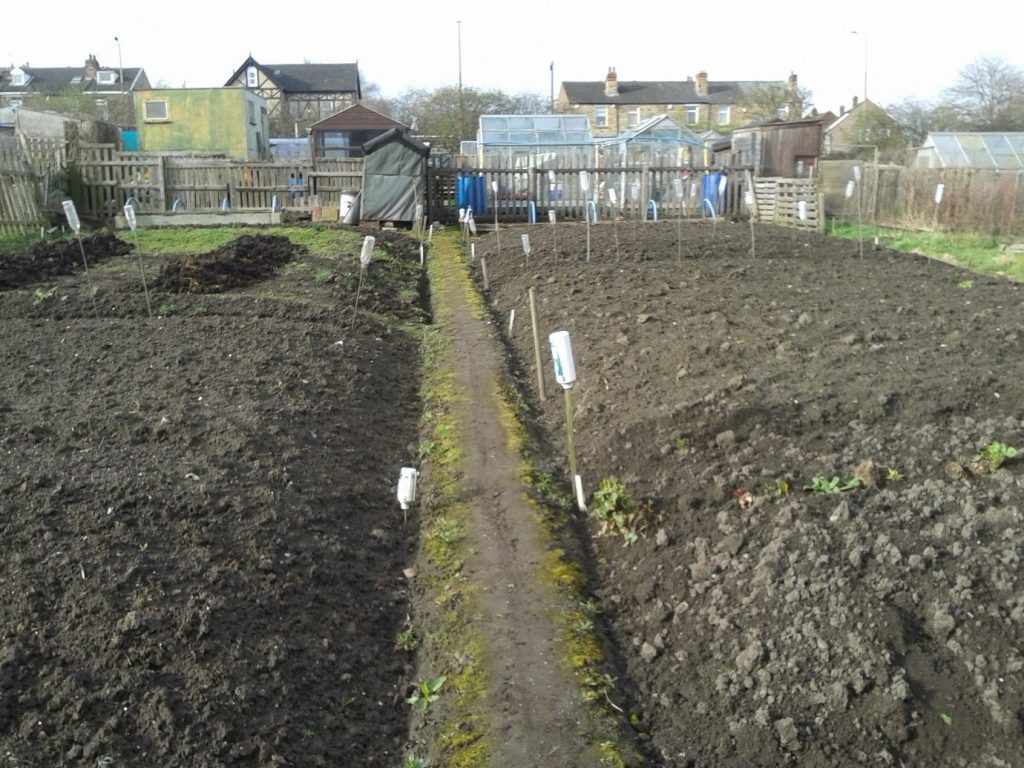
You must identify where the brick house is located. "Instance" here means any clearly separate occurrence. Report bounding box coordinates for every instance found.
[225,56,361,139]
[558,68,801,137]
[823,97,904,158]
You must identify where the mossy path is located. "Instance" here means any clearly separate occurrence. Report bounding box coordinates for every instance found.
[410,234,633,767]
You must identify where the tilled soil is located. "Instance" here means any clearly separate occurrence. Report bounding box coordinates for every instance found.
[476,221,1024,767]
[0,229,426,766]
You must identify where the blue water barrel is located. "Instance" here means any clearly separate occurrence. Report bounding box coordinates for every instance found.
[457,174,487,215]
[703,173,723,210]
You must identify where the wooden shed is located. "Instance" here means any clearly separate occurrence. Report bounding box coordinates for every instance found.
[728,116,824,177]
[354,128,429,226]
[309,103,409,160]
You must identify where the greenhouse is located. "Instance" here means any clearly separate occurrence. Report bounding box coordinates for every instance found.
[596,114,706,167]
[469,114,596,168]
[915,132,1024,170]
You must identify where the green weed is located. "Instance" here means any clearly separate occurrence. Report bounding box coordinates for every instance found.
[396,625,420,652]
[158,301,175,317]
[314,267,334,285]
[33,287,55,304]
[805,475,862,493]
[973,441,1019,474]
[590,477,650,546]
[406,675,447,712]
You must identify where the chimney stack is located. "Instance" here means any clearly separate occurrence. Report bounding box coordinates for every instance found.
[852,95,859,108]
[788,72,798,90]
[84,54,99,80]
[604,67,618,98]
[695,70,708,97]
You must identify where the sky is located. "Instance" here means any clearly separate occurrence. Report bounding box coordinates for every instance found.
[5,0,1022,116]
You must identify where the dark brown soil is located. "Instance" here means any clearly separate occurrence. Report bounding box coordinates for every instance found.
[475,220,1024,767]
[156,235,302,293]
[0,234,132,290]
[0,229,426,766]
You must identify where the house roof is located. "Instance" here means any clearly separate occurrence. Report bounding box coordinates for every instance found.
[309,103,407,132]
[228,56,361,96]
[825,99,893,132]
[0,64,148,94]
[562,79,780,106]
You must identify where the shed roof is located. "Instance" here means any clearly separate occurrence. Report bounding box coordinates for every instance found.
[363,127,430,157]
[309,103,407,132]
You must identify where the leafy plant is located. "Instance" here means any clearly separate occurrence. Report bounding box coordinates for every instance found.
[886,466,903,482]
[314,267,334,285]
[404,754,429,768]
[396,625,419,652]
[158,300,175,317]
[762,478,790,496]
[957,279,974,289]
[590,477,650,546]
[431,516,465,546]
[805,475,862,493]
[973,441,1019,474]
[191,305,208,316]
[33,287,55,303]
[406,675,447,712]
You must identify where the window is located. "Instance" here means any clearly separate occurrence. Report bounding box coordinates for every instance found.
[320,99,334,115]
[97,71,117,85]
[247,100,256,125]
[10,68,27,86]
[143,99,169,121]
[717,106,731,126]
[595,106,608,127]
[246,66,259,88]
[684,105,699,124]
[627,107,641,127]
[777,105,790,120]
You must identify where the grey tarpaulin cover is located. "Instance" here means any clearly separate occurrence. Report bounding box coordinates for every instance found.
[357,128,429,223]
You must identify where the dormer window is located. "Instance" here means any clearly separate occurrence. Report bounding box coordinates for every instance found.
[246,66,258,87]
[10,68,28,86]
[97,70,118,85]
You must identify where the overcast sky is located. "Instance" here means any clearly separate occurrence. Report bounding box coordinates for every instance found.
[6,0,1022,115]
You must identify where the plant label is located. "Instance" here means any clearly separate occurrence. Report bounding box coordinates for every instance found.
[360,235,375,268]
[397,467,419,510]
[521,234,531,255]
[797,200,808,220]
[123,203,138,231]
[62,200,81,233]
[549,330,577,389]
[549,210,557,224]
[579,170,590,192]
[608,188,617,206]
[935,183,945,204]
[491,180,499,194]
[845,180,856,199]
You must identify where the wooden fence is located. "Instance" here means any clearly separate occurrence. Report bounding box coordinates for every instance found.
[820,160,1024,236]
[427,166,753,224]
[0,171,45,236]
[69,144,364,217]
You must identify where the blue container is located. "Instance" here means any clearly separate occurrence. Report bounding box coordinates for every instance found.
[121,129,139,151]
[457,174,487,216]
[702,172,724,211]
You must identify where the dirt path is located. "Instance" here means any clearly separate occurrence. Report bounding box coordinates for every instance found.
[424,236,604,767]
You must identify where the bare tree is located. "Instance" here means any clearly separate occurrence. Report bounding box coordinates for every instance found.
[941,56,1024,131]
[738,83,813,123]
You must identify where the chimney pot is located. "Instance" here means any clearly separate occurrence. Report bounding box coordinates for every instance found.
[604,66,618,98]
[695,70,708,97]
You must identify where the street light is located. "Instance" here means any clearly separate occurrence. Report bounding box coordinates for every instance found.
[851,30,867,102]
[114,36,124,94]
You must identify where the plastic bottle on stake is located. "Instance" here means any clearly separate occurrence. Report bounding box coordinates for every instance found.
[360,235,375,268]
[549,331,577,390]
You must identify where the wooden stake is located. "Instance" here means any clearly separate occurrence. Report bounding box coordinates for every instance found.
[529,288,546,402]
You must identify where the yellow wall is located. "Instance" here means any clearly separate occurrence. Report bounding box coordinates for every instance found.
[135,88,266,159]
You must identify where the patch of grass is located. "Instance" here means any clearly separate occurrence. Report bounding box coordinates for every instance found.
[313,267,334,284]
[0,231,41,254]
[830,221,1023,282]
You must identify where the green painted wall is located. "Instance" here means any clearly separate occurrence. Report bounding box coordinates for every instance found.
[135,88,266,159]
